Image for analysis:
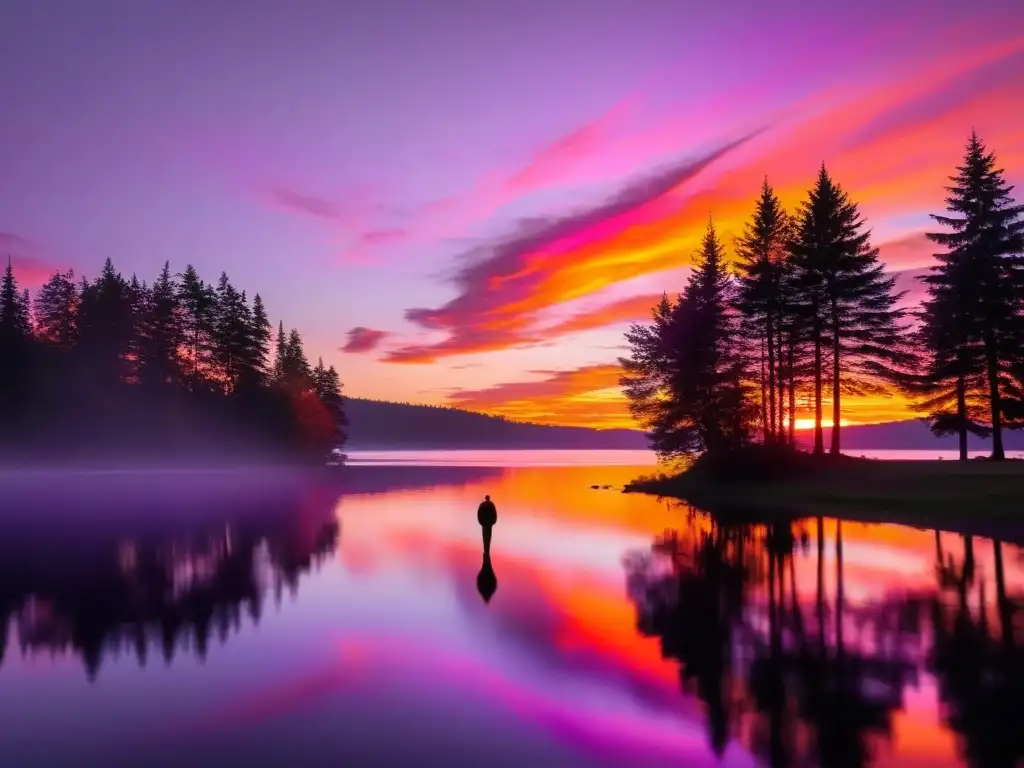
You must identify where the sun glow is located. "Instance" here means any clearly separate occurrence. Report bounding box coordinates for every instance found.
[792,418,852,430]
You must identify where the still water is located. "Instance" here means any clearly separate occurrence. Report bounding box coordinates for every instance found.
[0,451,1021,767]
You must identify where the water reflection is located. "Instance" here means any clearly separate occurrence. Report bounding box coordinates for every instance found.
[477,551,498,604]
[0,474,340,680]
[625,510,1024,767]
[1,460,1023,767]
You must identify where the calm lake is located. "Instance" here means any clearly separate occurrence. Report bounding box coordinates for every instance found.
[1,450,1021,767]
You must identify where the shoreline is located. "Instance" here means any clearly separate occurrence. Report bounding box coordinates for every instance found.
[624,458,1024,545]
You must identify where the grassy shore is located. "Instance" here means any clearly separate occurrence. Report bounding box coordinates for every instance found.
[625,457,1024,542]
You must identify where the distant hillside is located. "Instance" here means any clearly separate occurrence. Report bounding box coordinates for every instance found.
[343,400,1024,452]
[343,398,648,449]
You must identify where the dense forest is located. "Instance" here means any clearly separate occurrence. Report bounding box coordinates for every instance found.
[343,397,648,449]
[621,133,1024,462]
[0,258,346,465]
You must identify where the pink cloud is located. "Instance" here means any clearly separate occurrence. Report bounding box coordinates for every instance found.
[342,327,389,353]
[381,133,761,364]
[877,232,938,270]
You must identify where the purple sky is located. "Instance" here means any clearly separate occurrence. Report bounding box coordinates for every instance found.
[1,0,1022,420]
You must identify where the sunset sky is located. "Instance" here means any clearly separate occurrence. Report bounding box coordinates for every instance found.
[2,0,1023,429]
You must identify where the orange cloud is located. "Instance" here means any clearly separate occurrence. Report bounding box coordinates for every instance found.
[383,133,763,364]
[539,293,666,338]
[385,36,1024,428]
[448,364,632,428]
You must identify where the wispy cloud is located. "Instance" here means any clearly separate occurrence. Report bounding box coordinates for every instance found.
[383,131,765,364]
[341,327,389,354]
[538,293,666,338]
[876,232,937,270]
[448,364,630,427]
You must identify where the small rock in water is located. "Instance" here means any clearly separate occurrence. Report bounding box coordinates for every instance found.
[590,484,600,489]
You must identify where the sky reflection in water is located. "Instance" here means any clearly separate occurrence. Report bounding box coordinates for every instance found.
[0,454,1021,767]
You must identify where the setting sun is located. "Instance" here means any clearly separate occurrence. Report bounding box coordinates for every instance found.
[792,418,851,430]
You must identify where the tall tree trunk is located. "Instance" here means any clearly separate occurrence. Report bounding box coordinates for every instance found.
[766,311,777,445]
[985,342,1005,461]
[788,340,796,446]
[760,338,770,444]
[830,312,841,455]
[777,357,786,447]
[956,373,968,461]
[777,325,786,445]
[813,320,824,456]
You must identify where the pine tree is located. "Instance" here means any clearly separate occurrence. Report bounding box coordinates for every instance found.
[248,293,272,381]
[621,220,754,457]
[177,264,217,387]
[0,259,32,405]
[34,269,79,347]
[0,258,31,342]
[125,274,149,384]
[285,328,312,382]
[735,178,794,446]
[790,166,907,455]
[212,272,253,393]
[620,294,685,457]
[312,356,329,397]
[78,257,135,386]
[908,271,991,459]
[273,320,288,383]
[919,133,1024,461]
[140,261,183,387]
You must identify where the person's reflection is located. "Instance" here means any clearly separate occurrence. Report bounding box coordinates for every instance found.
[477,550,498,604]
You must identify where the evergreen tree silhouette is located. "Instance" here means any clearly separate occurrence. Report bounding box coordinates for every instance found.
[177,264,217,387]
[0,254,346,464]
[273,320,288,383]
[620,220,754,457]
[213,272,253,393]
[124,274,149,384]
[0,259,32,439]
[77,258,135,387]
[620,293,683,457]
[285,328,312,381]
[34,269,79,347]
[0,258,31,342]
[248,293,273,382]
[313,357,348,447]
[789,165,906,455]
[735,178,797,445]
[139,261,183,387]
[918,133,1024,461]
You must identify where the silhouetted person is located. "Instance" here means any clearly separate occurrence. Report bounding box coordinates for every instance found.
[477,551,497,604]
[477,494,497,555]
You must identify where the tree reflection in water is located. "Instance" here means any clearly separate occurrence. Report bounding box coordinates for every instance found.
[0,488,340,680]
[625,507,1022,767]
[930,534,1024,768]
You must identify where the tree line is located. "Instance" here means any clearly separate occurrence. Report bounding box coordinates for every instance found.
[0,257,346,464]
[621,133,1024,462]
